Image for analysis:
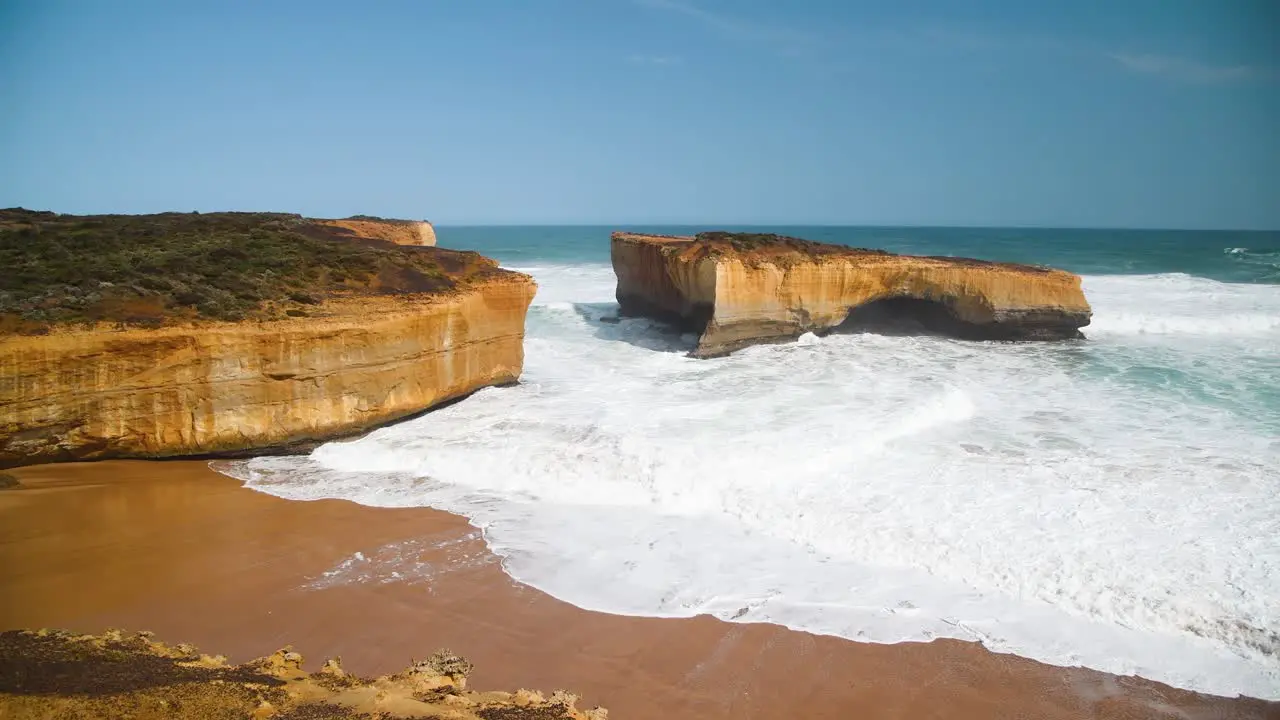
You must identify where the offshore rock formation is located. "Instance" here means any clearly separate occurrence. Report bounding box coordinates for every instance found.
[612,231,1091,357]
[0,629,608,719]
[0,210,533,468]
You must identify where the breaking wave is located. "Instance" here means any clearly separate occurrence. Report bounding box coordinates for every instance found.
[225,265,1280,700]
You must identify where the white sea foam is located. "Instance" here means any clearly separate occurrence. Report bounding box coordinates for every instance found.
[1085,273,1280,336]
[301,532,494,590]
[227,266,1280,700]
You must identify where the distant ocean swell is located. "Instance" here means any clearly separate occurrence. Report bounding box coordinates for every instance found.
[222,229,1280,700]
[1224,246,1280,281]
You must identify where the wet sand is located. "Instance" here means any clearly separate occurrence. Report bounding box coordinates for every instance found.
[0,461,1273,719]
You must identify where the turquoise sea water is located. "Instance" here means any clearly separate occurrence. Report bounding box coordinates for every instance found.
[229,225,1280,699]
[439,225,1280,284]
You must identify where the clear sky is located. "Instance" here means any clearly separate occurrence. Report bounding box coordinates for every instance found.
[1,0,1277,228]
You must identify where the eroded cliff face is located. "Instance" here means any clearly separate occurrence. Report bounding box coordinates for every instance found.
[610,232,717,329]
[612,231,1092,357]
[0,274,534,468]
[319,218,437,246]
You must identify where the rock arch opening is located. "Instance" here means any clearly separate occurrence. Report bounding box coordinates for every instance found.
[832,296,979,339]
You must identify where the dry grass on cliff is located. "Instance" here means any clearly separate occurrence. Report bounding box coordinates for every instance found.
[692,231,888,259]
[689,230,1053,273]
[0,209,496,334]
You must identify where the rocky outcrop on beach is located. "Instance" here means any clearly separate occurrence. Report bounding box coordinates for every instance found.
[0,210,534,468]
[0,629,607,720]
[612,231,1092,357]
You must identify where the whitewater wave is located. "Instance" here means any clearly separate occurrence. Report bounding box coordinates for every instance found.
[1089,312,1280,336]
[226,264,1280,700]
[1083,273,1280,338]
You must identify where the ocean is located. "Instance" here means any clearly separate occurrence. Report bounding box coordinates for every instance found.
[223,226,1280,699]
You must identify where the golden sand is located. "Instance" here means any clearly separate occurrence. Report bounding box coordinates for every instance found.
[0,461,1272,719]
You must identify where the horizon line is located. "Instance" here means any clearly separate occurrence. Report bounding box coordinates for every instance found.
[433,222,1280,233]
[4,207,1275,233]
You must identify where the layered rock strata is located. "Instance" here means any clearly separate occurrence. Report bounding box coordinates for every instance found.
[612,231,1091,357]
[0,281,533,468]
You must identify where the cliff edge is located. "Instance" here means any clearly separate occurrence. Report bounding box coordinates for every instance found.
[0,210,533,468]
[319,216,437,246]
[612,231,1091,357]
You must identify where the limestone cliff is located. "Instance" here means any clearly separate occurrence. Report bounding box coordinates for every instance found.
[319,217,437,246]
[0,277,533,468]
[0,210,531,468]
[612,231,1092,357]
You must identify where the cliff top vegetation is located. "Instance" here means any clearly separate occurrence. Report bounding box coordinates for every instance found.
[0,209,498,334]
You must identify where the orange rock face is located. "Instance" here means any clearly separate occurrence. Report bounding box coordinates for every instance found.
[318,218,437,246]
[0,274,534,468]
[612,231,1092,357]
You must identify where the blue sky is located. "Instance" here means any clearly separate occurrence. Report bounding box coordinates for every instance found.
[1,0,1276,228]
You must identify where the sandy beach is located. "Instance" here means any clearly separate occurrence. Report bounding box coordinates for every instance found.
[0,460,1273,719]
